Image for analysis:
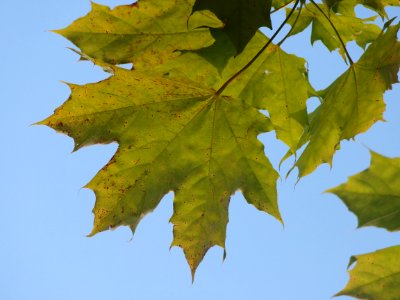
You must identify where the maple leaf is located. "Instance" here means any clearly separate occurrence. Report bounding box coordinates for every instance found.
[192,0,273,53]
[336,246,400,299]
[330,151,400,299]
[295,24,400,177]
[38,32,292,276]
[286,3,381,59]
[328,151,400,231]
[54,0,223,68]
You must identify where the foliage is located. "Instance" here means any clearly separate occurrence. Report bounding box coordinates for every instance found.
[329,152,400,298]
[336,246,400,299]
[41,0,400,297]
[329,151,400,232]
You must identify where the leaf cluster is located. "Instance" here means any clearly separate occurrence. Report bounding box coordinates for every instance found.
[40,0,400,297]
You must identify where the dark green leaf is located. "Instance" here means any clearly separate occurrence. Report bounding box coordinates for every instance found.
[193,0,272,53]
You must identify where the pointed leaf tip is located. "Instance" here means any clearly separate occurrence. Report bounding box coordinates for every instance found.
[336,246,400,299]
[56,0,222,67]
[328,151,400,231]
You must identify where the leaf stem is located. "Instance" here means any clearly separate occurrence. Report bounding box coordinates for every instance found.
[216,0,300,95]
[309,0,354,64]
[278,2,303,46]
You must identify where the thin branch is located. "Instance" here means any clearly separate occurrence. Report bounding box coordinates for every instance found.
[278,2,303,46]
[216,0,300,96]
[309,0,354,64]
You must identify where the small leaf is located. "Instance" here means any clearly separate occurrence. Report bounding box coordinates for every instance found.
[327,0,400,18]
[328,151,400,231]
[336,246,400,299]
[287,3,381,59]
[54,0,223,67]
[192,0,273,53]
[156,31,312,153]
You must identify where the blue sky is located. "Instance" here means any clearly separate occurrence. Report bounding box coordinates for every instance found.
[1,1,399,299]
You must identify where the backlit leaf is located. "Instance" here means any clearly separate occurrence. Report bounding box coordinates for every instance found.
[326,0,400,18]
[39,34,284,276]
[295,24,400,177]
[328,151,400,231]
[287,3,381,59]
[54,0,223,68]
[336,246,400,299]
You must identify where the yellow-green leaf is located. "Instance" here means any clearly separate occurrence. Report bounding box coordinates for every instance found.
[39,45,282,276]
[336,246,400,299]
[55,0,223,68]
[295,24,400,177]
[287,3,381,59]
[328,152,400,231]
[326,0,400,18]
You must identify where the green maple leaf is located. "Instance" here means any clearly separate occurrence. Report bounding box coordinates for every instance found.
[336,246,400,299]
[328,152,400,231]
[330,152,400,299]
[192,0,272,53]
[287,3,381,59]
[54,0,223,68]
[38,31,299,276]
[295,24,400,177]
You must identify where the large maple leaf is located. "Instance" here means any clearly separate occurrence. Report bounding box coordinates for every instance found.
[54,0,223,68]
[38,31,306,276]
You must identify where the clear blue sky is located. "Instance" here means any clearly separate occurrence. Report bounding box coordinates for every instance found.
[1,1,399,299]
